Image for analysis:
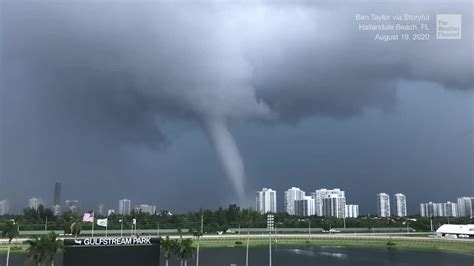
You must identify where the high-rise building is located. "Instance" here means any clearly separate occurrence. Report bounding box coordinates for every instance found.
[457,197,473,218]
[420,202,434,217]
[0,200,10,215]
[135,204,157,215]
[376,193,390,217]
[433,202,445,217]
[444,201,458,217]
[294,196,315,217]
[322,193,346,218]
[65,200,80,213]
[256,188,277,214]
[119,199,131,215]
[394,193,407,217]
[345,204,359,218]
[53,181,61,206]
[284,187,305,215]
[420,201,457,217]
[312,188,345,217]
[28,197,45,210]
[52,204,62,216]
[97,203,105,216]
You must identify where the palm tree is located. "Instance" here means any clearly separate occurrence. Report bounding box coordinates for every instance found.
[25,236,46,266]
[176,238,195,266]
[25,232,63,266]
[70,222,82,238]
[1,220,19,244]
[46,232,63,266]
[160,236,177,266]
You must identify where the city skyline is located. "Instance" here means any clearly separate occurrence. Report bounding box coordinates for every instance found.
[1,180,472,217]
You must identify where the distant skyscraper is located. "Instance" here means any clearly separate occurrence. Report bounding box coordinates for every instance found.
[457,197,473,217]
[420,202,434,217]
[0,200,9,215]
[444,201,458,217]
[28,197,45,210]
[345,204,359,218]
[394,193,407,217]
[135,204,157,215]
[65,200,80,213]
[377,193,390,217]
[284,187,305,215]
[433,202,445,217]
[119,199,131,215]
[420,201,454,217]
[53,181,61,206]
[52,204,62,216]
[312,188,345,217]
[294,196,315,217]
[97,203,105,216]
[322,193,346,218]
[256,188,277,214]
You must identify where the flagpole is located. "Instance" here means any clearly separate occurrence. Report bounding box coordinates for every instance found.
[105,224,108,237]
[120,222,123,237]
[92,219,95,238]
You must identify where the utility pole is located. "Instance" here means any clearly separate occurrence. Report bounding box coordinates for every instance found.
[196,213,204,266]
[308,219,311,241]
[246,226,250,266]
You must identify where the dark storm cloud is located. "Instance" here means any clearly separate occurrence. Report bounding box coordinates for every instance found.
[0,0,472,209]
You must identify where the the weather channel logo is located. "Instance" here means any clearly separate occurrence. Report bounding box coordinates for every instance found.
[436,14,462,39]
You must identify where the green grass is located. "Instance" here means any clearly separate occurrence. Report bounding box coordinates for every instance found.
[0,246,28,254]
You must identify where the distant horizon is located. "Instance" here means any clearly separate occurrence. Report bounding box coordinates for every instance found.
[1,182,471,216]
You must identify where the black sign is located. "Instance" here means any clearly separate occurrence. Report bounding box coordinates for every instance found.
[64,236,159,246]
[63,237,160,266]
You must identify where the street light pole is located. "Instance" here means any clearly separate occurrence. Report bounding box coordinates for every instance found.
[267,214,274,266]
[246,227,250,266]
[6,245,10,266]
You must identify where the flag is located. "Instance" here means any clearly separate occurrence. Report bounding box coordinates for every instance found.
[82,212,94,223]
[132,218,136,225]
[97,218,108,227]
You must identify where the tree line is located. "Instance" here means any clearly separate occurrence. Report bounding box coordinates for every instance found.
[1,204,471,234]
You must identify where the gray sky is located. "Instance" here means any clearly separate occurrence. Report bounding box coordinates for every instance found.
[1,0,473,214]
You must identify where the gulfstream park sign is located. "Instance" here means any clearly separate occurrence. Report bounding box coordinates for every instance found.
[63,237,161,266]
[65,237,157,246]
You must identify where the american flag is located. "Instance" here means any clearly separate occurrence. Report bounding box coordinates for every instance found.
[82,211,94,223]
